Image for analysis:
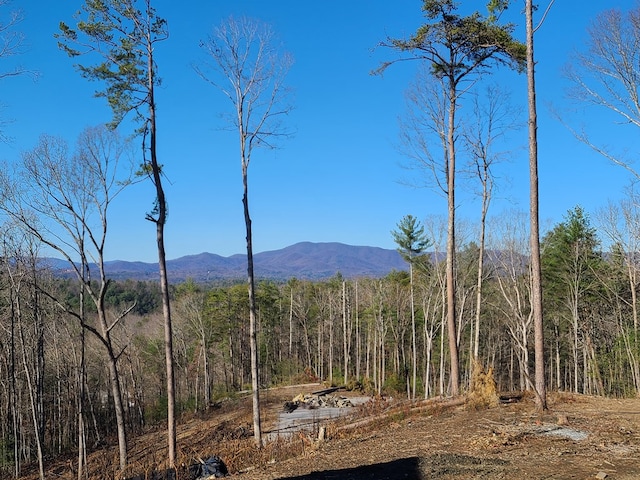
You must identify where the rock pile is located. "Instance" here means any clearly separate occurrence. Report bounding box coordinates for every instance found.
[283,391,353,413]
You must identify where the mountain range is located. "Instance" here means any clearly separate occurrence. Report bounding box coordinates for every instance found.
[44,242,409,283]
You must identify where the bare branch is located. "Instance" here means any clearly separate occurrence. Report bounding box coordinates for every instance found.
[533,0,556,34]
[107,301,137,333]
[564,5,640,179]
[195,15,294,162]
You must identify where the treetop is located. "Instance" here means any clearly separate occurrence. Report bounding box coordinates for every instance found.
[377,0,525,78]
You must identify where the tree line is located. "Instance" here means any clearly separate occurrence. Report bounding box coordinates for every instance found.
[2,202,640,478]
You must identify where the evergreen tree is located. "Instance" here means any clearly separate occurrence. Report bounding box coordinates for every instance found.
[57,0,176,468]
[541,206,604,393]
[392,214,431,399]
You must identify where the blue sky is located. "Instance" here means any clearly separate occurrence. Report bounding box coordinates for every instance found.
[0,1,636,262]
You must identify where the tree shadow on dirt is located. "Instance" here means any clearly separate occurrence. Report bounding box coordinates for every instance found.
[275,457,423,480]
[274,453,509,479]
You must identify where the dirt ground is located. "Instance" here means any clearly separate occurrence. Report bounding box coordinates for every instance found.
[238,390,640,480]
[21,386,640,480]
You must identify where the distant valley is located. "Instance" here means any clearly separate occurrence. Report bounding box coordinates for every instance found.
[43,242,409,283]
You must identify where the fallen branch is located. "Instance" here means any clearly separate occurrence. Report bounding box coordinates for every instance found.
[337,396,466,433]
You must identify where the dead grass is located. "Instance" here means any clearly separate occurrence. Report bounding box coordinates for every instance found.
[466,360,499,409]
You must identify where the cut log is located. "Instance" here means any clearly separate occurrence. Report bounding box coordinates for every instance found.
[311,386,341,396]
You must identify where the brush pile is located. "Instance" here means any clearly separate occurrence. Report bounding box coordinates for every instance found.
[283,389,353,413]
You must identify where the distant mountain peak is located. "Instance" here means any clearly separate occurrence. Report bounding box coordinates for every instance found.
[47,242,409,283]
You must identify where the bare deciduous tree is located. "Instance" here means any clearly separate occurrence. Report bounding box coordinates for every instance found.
[174,282,212,409]
[461,85,519,364]
[197,16,293,447]
[1,227,46,480]
[565,4,640,180]
[489,211,534,391]
[0,0,32,142]
[0,0,25,78]
[0,126,134,472]
[596,199,640,395]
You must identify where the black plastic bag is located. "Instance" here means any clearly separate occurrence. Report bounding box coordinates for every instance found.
[189,455,228,479]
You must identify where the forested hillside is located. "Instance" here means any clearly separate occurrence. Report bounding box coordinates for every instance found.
[4,203,640,478]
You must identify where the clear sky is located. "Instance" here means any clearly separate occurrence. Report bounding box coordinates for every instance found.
[0,1,636,262]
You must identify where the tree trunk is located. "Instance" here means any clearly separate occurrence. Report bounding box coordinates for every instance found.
[446,78,460,396]
[355,281,361,380]
[243,164,262,448]
[526,0,547,411]
[474,181,489,361]
[32,271,45,458]
[329,302,334,385]
[146,33,177,467]
[439,295,446,396]
[9,287,20,478]
[343,281,349,386]
[101,319,128,471]
[423,301,435,399]
[157,221,176,463]
[572,314,579,393]
[78,267,87,480]
[16,294,44,480]
[289,287,294,356]
[202,333,210,408]
[410,264,417,400]
[366,314,371,381]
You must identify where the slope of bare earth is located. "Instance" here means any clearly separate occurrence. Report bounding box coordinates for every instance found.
[19,386,640,480]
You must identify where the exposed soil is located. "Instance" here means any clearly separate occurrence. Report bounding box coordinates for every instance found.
[237,389,640,480]
[19,386,640,480]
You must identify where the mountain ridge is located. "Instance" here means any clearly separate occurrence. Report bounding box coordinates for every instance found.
[43,242,409,282]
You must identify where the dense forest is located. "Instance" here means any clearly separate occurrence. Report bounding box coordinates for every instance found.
[2,0,640,478]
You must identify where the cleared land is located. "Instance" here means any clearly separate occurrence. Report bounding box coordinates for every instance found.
[18,385,640,480]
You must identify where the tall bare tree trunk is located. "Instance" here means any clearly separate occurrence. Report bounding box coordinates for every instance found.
[446,79,460,396]
[355,281,361,380]
[31,266,45,461]
[439,292,446,396]
[526,0,547,411]
[148,74,176,465]
[78,264,88,480]
[410,263,417,400]
[329,302,334,385]
[343,280,349,386]
[473,183,489,361]
[197,16,292,448]
[99,310,128,470]
[289,287,294,356]
[15,288,44,480]
[243,164,262,447]
[9,289,19,478]
[157,219,176,463]
[202,335,210,408]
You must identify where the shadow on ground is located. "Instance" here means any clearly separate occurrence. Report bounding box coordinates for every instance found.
[278,457,423,480]
[274,454,510,480]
